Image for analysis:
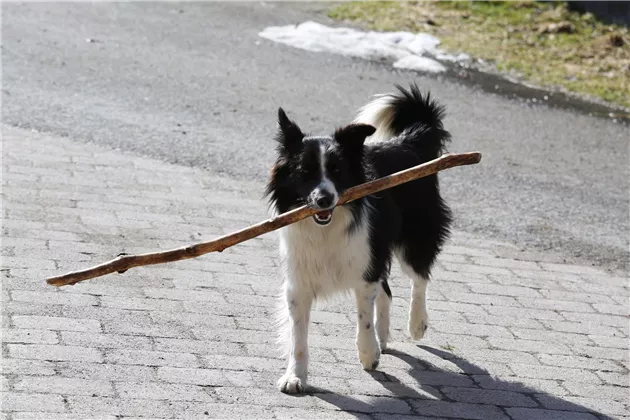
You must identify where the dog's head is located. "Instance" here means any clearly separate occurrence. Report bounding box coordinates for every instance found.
[266,108,375,226]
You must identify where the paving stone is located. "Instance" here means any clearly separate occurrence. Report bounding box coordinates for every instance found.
[274,408,372,420]
[389,369,476,388]
[114,381,215,402]
[409,400,509,419]
[104,349,199,367]
[0,375,9,392]
[60,331,153,350]
[572,344,629,362]
[1,359,57,376]
[487,337,572,355]
[509,363,602,383]
[517,297,595,312]
[13,376,115,396]
[535,394,629,417]
[587,334,629,349]
[464,313,544,329]
[99,296,184,312]
[472,375,569,395]
[541,289,616,305]
[510,328,595,346]
[316,394,413,414]
[345,379,440,399]
[540,320,621,337]
[540,263,608,277]
[11,413,117,420]
[12,316,101,333]
[61,306,152,324]
[191,327,274,346]
[443,262,514,277]
[103,319,194,339]
[10,290,98,306]
[212,386,322,410]
[485,305,565,321]
[456,348,540,365]
[538,353,625,372]
[431,320,514,338]
[595,371,629,387]
[560,312,629,328]
[149,311,236,329]
[2,329,59,345]
[152,337,242,355]
[440,386,538,407]
[8,344,103,363]
[143,287,225,303]
[201,354,285,372]
[506,407,600,420]
[1,392,66,412]
[56,362,157,382]
[157,366,253,387]
[561,382,629,402]
[421,333,491,351]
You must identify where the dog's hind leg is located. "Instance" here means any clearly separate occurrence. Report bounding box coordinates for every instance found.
[395,251,430,340]
[277,284,313,394]
[355,282,381,370]
[407,271,429,340]
[375,280,392,351]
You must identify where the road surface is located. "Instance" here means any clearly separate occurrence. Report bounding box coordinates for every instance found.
[3,2,628,271]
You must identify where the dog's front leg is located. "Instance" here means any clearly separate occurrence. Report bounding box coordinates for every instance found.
[355,282,381,370]
[277,284,312,394]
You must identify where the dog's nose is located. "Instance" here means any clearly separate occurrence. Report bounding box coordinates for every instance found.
[316,193,334,209]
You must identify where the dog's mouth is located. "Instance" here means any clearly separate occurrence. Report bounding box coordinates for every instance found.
[313,209,333,226]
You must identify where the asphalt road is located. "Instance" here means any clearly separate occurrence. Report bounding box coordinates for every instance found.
[3,2,628,271]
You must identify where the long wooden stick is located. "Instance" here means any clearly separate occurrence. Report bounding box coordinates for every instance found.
[46,152,481,287]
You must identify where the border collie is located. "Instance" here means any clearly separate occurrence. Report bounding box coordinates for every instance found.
[266,84,452,394]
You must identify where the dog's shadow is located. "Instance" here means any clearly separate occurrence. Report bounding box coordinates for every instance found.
[306,345,617,420]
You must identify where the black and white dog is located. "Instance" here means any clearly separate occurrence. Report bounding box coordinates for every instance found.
[267,84,452,393]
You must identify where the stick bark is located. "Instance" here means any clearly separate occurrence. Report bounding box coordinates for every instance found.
[46,152,481,287]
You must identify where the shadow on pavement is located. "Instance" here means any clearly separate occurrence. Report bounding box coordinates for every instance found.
[310,345,615,420]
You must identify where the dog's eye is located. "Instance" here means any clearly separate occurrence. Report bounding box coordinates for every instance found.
[328,161,339,174]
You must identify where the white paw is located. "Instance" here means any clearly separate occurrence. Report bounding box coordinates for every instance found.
[378,338,388,353]
[277,373,306,394]
[377,328,389,352]
[357,338,381,370]
[409,308,429,340]
[376,320,390,352]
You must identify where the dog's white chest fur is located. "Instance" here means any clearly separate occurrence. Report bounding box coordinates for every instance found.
[279,206,371,298]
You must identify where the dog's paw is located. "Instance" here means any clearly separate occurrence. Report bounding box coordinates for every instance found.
[409,308,429,340]
[358,339,381,370]
[376,321,390,353]
[277,373,306,394]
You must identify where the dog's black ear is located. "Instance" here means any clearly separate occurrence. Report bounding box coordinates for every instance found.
[276,108,304,154]
[334,124,376,148]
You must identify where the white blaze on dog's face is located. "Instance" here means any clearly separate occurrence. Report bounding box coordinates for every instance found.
[267,108,376,227]
[305,141,339,225]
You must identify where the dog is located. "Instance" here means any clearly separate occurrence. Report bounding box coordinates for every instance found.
[266,84,452,394]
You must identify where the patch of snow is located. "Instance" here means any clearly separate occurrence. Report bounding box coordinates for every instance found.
[393,56,446,73]
[436,52,471,63]
[259,21,468,74]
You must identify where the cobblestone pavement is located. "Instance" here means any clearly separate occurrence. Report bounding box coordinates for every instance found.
[1,126,628,420]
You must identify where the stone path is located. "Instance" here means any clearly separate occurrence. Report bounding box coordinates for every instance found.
[1,126,628,419]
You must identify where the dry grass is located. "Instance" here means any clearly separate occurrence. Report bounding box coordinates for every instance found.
[328,1,630,109]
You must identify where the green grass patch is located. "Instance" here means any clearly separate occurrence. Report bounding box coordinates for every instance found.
[329,1,630,109]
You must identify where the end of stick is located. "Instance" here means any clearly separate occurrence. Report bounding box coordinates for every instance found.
[46,277,66,287]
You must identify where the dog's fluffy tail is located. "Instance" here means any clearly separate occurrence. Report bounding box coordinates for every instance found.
[353,84,450,161]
